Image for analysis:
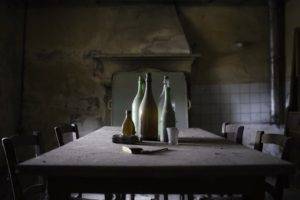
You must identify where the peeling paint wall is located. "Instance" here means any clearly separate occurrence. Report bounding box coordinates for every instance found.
[22,3,194,150]
[0,1,24,166]
[22,2,270,150]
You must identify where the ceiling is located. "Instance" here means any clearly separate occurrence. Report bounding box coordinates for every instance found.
[25,0,271,6]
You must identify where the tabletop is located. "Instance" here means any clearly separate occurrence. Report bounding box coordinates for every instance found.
[18,126,294,179]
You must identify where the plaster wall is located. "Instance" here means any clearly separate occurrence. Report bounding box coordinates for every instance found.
[0,2,24,166]
[178,5,269,85]
[22,2,270,150]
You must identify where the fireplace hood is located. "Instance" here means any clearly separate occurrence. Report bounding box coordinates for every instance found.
[87,4,199,60]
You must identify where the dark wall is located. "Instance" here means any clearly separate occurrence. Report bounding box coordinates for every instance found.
[285,0,300,106]
[0,1,25,166]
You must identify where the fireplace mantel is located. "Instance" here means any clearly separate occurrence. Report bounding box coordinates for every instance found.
[87,53,201,61]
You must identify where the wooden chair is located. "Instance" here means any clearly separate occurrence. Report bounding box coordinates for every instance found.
[54,123,85,199]
[1,131,47,200]
[254,131,292,200]
[189,123,245,200]
[221,122,244,144]
[286,112,300,170]
[54,123,80,146]
[54,123,108,200]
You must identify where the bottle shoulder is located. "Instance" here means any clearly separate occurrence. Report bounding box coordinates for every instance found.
[140,94,157,103]
[122,118,135,126]
[133,94,144,102]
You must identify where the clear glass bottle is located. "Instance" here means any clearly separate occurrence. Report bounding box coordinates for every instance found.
[131,76,145,135]
[122,110,135,136]
[160,87,176,142]
[158,76,169,139]
[138,73,158,141]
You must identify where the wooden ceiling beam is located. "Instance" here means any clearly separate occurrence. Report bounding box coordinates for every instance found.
[25,0,268,6]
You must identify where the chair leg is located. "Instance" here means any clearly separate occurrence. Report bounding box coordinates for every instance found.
[180,194,185,200]
[275,182,284,200]
[163,194,168,200]
[105,193,114,200]
[130,194,135,200]
[187,194,193,200]
[273,189,284,200]
[115,193,126,200]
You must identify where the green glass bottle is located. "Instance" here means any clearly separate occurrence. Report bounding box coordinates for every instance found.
[132,76,145,136]
[139,73,158,141]
[160,86,176,142]
[158,76,169,139]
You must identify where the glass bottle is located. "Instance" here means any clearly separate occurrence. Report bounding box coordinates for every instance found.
[132,76,145,135]
[158,76,169,139]
[160,87,176,142]
[138,73,158,141]
[122,110,135,136]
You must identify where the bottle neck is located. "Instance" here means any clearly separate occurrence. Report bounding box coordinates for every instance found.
[145,80,152,94]
[126,111,132,119]
[137,75,145,94]
[163,82,168,92]
[164,87,172,106]
[163,79,169,87]
[126,114,131,119]
[138,81,143,92]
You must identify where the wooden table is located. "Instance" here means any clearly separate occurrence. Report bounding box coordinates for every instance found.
[18,127,294,200]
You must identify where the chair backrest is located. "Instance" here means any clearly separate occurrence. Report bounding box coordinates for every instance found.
[221,122,244,144]
[254,131,291,160]
[54,123,79,146]
[1,131,43,200]
[254,131,292,192]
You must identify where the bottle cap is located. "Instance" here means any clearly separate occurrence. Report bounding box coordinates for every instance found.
[163,76,169,84]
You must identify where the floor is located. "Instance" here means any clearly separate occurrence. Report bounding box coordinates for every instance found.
[69,192,300,200]
[1,169,300,200]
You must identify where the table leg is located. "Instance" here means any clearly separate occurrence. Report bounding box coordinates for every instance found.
[130,194,135,200]
[163,193,168,200]
[105,193,114,200]
[245,177,265,200]
[47,177,69,200]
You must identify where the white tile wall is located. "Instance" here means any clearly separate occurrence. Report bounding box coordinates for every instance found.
[191,83,271,134]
